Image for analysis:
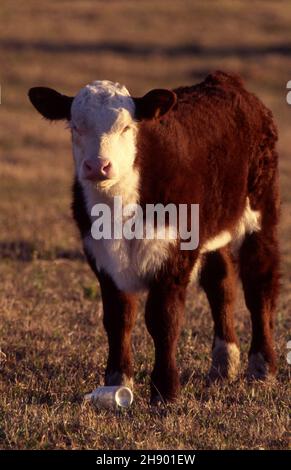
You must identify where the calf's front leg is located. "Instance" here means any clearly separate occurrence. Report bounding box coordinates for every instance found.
[98,272,137,388]
[145,280,187,403]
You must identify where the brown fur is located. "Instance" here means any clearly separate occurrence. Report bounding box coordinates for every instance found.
[132,71,279,397]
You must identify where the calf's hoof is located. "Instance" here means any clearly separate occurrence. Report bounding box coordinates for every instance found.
[105,371,134,389]
[208,337,240,383]
[150,371,180,405]
[246,352,276,381]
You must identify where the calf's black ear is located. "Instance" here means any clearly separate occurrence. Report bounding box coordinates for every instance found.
[28,87,74,120]
[133,89,177,121]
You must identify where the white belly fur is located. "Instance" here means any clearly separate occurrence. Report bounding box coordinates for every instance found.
[190,197,261,282]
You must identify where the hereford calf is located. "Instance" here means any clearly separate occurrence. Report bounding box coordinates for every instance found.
[28,72,280,403]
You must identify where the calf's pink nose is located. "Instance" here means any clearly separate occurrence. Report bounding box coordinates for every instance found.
[82,159,112,180]
[100,160,112,177]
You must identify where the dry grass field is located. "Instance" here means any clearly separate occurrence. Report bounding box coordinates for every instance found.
[0,0,290,450]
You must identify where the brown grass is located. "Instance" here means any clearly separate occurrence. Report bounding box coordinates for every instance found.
[0,0,290,450]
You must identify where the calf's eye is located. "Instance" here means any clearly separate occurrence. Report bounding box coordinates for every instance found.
[122,126,131,134]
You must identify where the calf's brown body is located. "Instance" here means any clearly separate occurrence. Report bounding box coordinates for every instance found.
[29,71,280,402]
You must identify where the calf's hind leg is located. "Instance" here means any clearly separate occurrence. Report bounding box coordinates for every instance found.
[239,230,279,379]
[200,248,240,381]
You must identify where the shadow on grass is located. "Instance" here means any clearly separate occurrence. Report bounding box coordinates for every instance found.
[0,240,84,262]
[1,350,98,404]
[1,39,291,58]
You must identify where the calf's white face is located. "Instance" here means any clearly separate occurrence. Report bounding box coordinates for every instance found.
[28,81,176,193]
[70,81,138,188]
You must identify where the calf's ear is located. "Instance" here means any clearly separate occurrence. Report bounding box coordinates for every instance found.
[133,89,177,121]
[28,87,74,120]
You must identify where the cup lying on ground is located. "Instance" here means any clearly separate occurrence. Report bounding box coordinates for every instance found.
[85,386,133,409]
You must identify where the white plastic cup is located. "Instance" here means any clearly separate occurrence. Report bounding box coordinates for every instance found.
[84,386,133,409]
